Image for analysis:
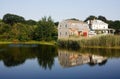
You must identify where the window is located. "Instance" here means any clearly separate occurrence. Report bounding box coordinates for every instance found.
[65,24,67,28]
[65,32,67,35]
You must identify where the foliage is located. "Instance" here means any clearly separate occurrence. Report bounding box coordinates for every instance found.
[35,16,57,41]
[84,15,97,22]
[54,22,59,27]
[0,13,58,42]
[0,22,11,40]
[108,20,120,29]
[0,22,10,34]
[98,15,107,23]
[68,18,80,21]
[3,13,25,25]
[9,23,31,41]
[26,19,37,25]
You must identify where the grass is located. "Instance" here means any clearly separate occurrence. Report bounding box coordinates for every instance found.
[57,34,120,49]
[0,40,56,45]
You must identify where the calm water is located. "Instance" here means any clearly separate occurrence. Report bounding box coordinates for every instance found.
[0,44,120,79]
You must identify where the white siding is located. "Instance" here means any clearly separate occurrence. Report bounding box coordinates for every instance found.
[91,20,108,30]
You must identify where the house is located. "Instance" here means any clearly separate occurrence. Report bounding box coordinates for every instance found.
[58,19,90,39]
[88,19,115,34]
[58,19,115,39]
[58,49,107,68]
[58,49,90,68]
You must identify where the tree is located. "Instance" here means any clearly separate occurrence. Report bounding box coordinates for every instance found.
[10,23,30,41]
[0,22,10,34]
[0,19,2,22]
[98,15,107,23]
[84,15,97,22]
[68,18,79,21]
[112,20,120,29]
[26,19,37,25]
[0,22,11,40]
[54,22,59,27]
[107,20,114,28]
[2,13,25,25]
[35,16,56,41]
[108,20,120,29]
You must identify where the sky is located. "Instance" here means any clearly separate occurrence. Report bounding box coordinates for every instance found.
[0,0,120,22]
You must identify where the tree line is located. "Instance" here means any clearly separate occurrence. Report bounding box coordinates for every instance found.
[0,13,120,41]
[0,13,58,41]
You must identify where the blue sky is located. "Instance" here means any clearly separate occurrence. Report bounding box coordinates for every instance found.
[0,0,120,21]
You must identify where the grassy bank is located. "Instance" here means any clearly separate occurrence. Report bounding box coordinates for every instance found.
[57,35,120,49]
[0,41,56,45]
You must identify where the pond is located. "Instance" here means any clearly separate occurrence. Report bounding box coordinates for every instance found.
[0,44,120,79]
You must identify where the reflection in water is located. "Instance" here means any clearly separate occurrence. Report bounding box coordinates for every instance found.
[0,44,120,70]
[0,44,57,70]
[0,44,120,79]
[58,49,108,68]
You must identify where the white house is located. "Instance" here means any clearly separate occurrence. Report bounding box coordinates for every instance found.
[58,19,90,39]
[88,19,115,34]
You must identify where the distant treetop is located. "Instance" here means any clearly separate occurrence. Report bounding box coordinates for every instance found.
[2,13,25,25]
[67,18,80,21]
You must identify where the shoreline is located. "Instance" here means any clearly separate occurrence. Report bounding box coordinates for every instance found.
[0,41,56,45]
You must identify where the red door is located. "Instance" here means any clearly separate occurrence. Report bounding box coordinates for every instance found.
[83,32,87,37]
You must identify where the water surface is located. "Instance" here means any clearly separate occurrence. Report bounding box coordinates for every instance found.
[0,44,120,79]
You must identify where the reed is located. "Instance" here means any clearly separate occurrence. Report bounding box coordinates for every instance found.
[57,35,120,49]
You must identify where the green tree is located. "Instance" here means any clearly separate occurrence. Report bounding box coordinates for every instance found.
[54,22,59,27]
[68,18,79,21]
[2,13,25,25]
[26,19,37,25]
[0,22,10,34]
[98,15,107,23]
[0,22,11,40]
[35,16,56,41]
[107,20,114,28]
[0,19,2,22]
[108,20,120,29]
[84,15,97,22]
[10,23,30,41]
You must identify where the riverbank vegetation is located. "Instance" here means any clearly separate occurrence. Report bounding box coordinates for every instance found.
[57,35,120,49]
[0,13,58,42]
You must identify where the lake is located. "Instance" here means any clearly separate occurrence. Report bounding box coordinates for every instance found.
[0,44,120,79]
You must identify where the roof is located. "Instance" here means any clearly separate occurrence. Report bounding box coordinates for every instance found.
[91,20,108,25]
[65,19,86,24]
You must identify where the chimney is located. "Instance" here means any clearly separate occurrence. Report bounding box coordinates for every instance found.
[89,20,93,31]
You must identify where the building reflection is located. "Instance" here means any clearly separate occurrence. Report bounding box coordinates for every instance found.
[58,49,107,68]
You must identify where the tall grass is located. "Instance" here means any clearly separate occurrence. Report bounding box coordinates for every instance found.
[57,35,120,49]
